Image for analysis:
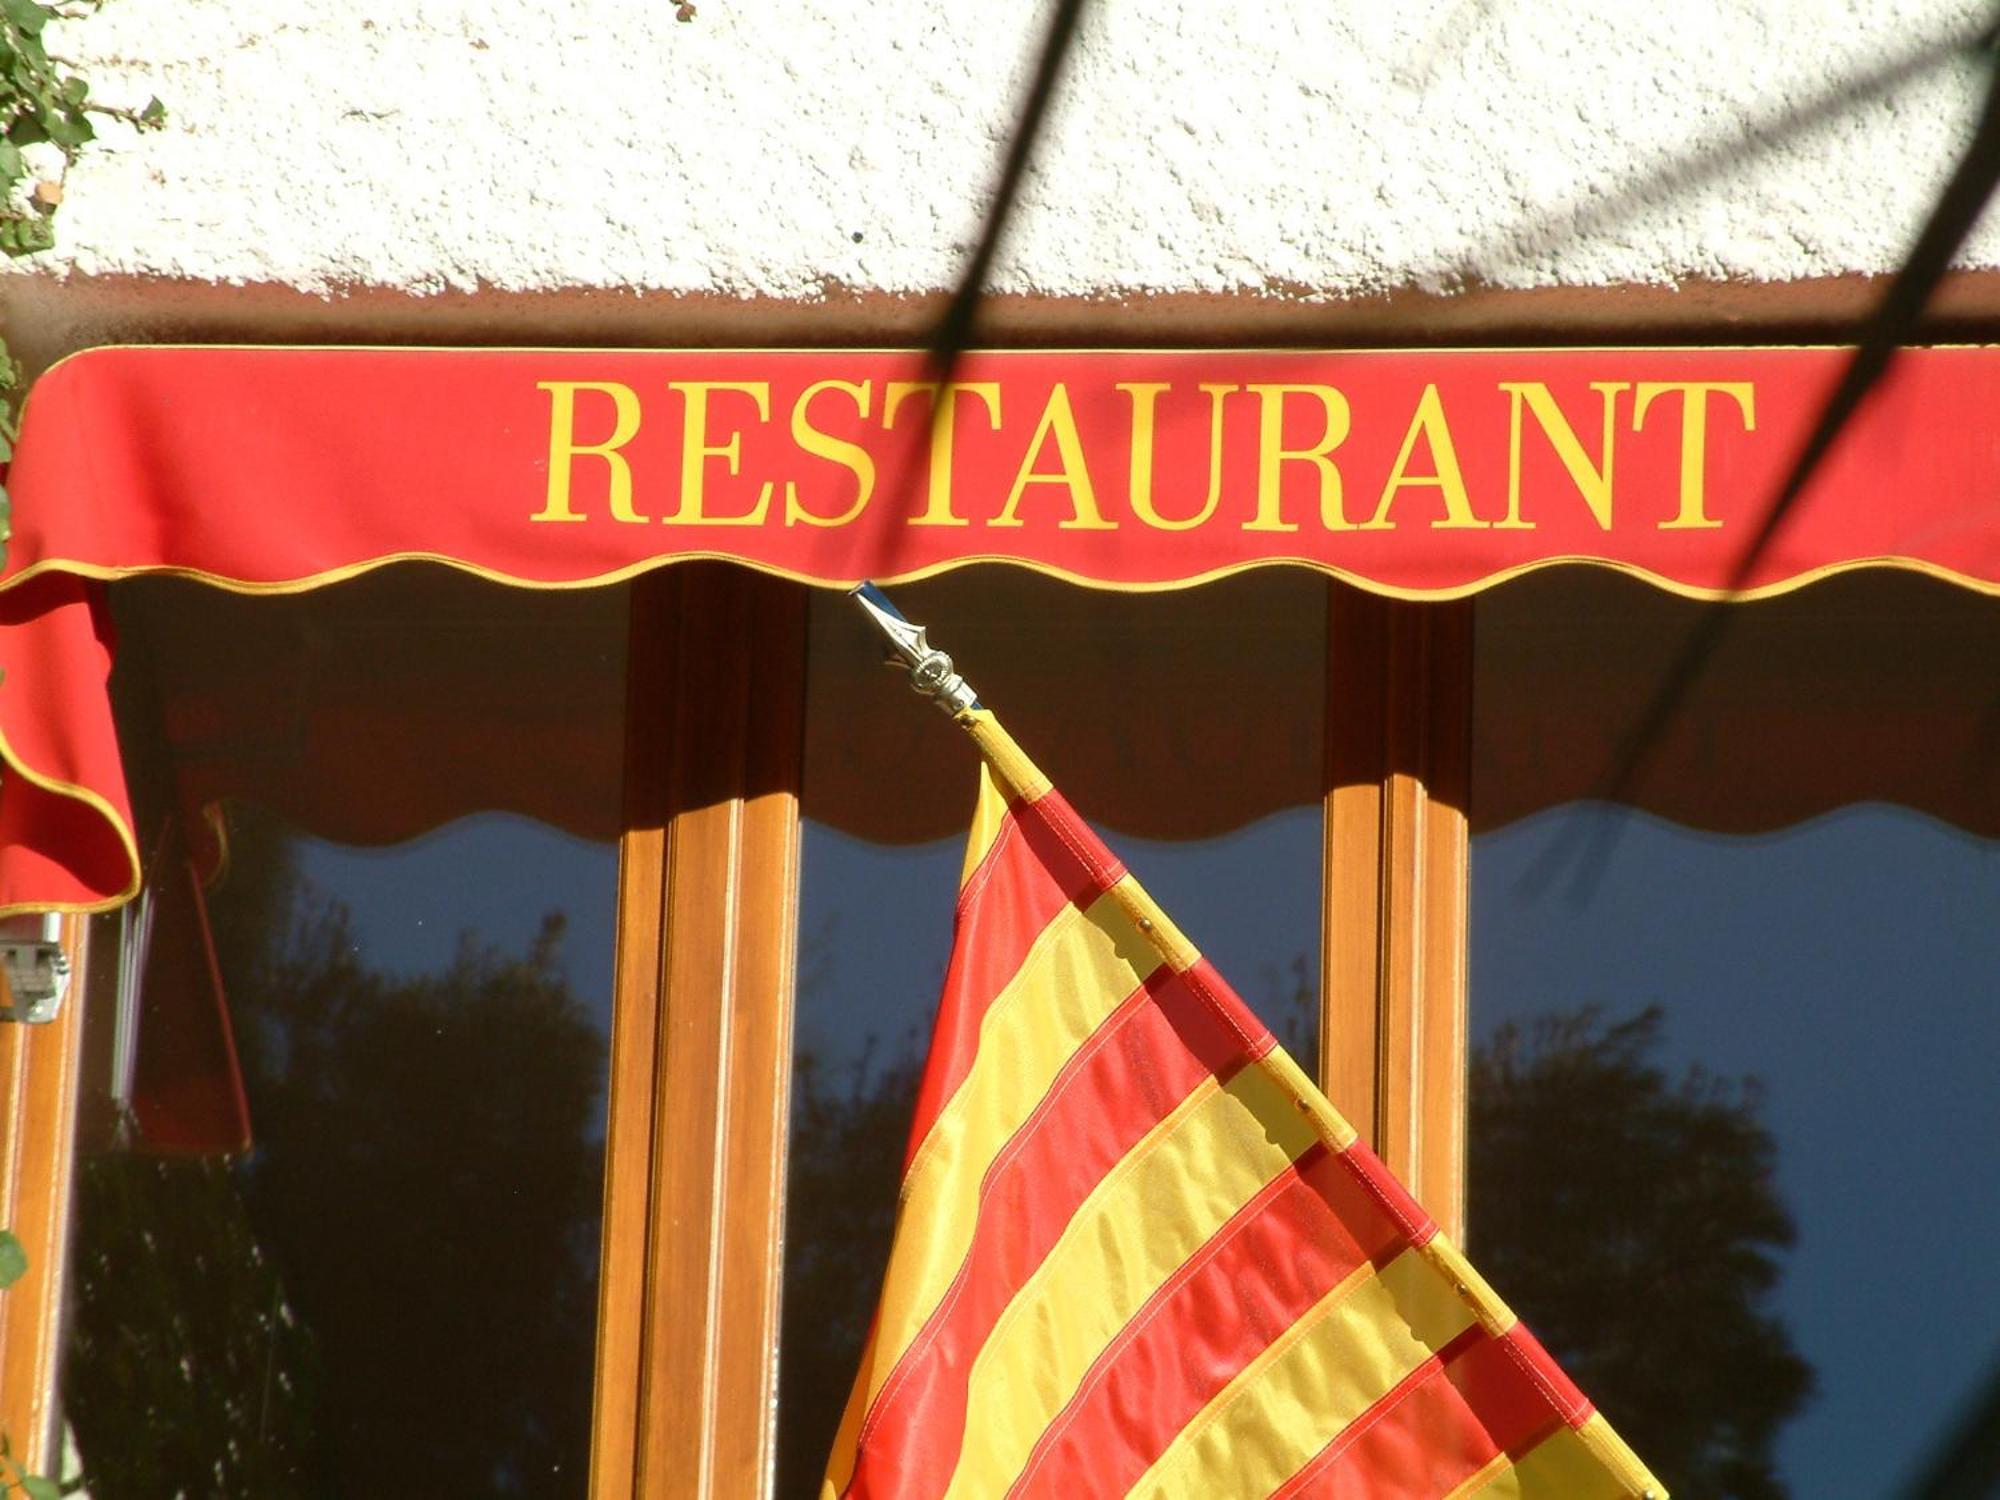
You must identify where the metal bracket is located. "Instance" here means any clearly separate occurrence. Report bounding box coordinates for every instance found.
[0,915,70,1024]
[850,582,982,716]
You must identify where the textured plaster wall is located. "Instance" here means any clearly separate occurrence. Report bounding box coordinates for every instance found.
[7,0,2000,302]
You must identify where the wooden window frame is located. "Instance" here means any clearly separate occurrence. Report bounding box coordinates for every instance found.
[1320,588,1473,1245]
[0,913,91,1480]
[0,565,1472,1500]
[591,569,1474,1499]
[591,565,806,1500]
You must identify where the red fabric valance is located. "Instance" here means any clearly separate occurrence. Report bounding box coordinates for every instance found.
[5,343,2000,914]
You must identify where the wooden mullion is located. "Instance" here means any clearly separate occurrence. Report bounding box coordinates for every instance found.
[1417,603,1472,1239]
[1320,587,1473,1242]
[707,589,803,1490]
[595,564,804,1500]
[589,578,674,1500]
[1323,586,1388,1137]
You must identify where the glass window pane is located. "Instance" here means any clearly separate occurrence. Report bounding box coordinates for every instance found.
[779,568,1326,1495]
[64,570,626,1500]
[1469,569,2000,1500]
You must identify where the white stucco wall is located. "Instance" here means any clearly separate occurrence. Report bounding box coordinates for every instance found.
[5,0,1998,301]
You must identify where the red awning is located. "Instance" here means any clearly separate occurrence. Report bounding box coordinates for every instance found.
[5,343,2000,915]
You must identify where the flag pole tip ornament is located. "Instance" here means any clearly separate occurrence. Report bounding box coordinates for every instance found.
[849,581,981,716]
[827,585,1668,1500]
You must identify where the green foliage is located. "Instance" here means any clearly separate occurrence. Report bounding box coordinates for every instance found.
[0,1229,24,1290]
[0,0,165,567]
[0,0,166,261]
[0,1240,74,1498]
[0,1438,67,1500]
[0,248,19,565]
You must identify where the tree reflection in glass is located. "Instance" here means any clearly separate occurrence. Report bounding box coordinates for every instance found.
[64,808,614,1500]
[1467,1005,1811,1500]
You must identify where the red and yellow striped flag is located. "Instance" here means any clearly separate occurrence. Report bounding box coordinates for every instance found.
[821,709,1665,1500]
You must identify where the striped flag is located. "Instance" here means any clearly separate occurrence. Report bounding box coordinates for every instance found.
[821,708,1665,1500]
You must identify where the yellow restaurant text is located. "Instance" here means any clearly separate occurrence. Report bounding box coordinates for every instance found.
[529,377,1756,532]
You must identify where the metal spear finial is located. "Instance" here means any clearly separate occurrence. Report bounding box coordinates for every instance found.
[849,582,981,716]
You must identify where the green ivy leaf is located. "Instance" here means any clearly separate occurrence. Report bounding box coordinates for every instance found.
[19,1474,64,1500]
[41,109,88,149]
[138,95,165,129]
[0,215,53,254]
[0,1229,27,1289]
[0,0,137,491]
[0,0,49,39]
